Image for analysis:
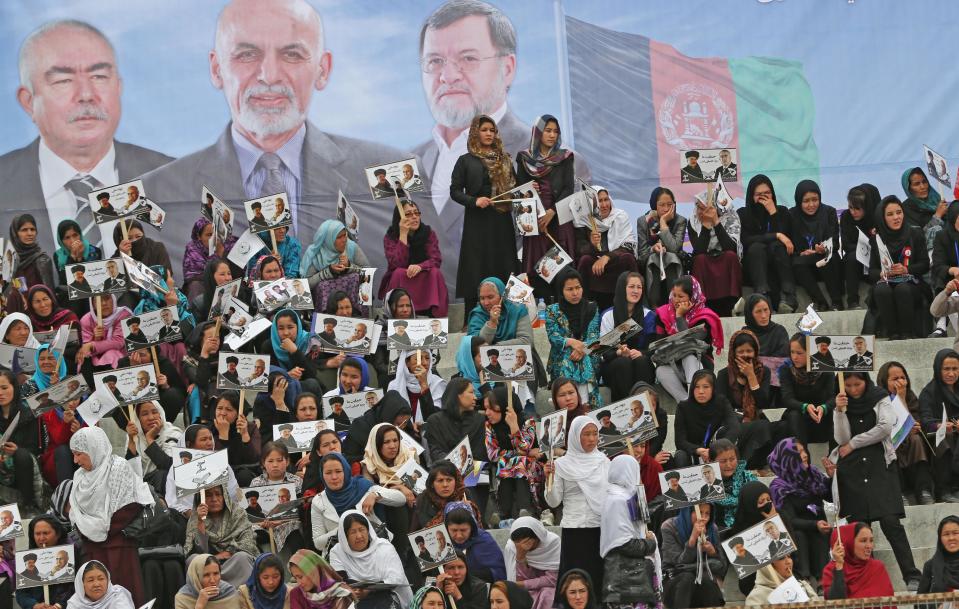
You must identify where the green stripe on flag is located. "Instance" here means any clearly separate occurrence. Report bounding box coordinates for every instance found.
[729,56,819,198]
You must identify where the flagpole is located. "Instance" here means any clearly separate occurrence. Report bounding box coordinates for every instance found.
[552,0,574,148]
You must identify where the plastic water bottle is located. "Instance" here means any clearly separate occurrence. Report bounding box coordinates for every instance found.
[535,298,547,327]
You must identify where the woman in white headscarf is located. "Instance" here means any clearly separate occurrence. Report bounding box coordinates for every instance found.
[599,455,662,609]
[66,560,136,609]
[504,516,561,609]
[573,187,639,309]
[0,312,41,348]
[543,416,609,598]
[69,426,154,604]
[328,509,412,609]
[124,400,182,493]
[386,350,446,425]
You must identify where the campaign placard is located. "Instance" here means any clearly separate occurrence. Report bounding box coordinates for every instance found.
[273,420,334,454]
[89,179,152,224]
[227,229,269,269]
[504,274,534,307]
[589,393,658,448]
[323,390,382,423]
[508,182,544,237]
[445,436,474,478]
[24,374,87,415]
[393,459,428,494]
[120,252,166,296]
[0,344,37,373]
[358,267,376,308]
[658,462,725,510]
[253,277,313,312]
[479,344,535,382]
[924,145,952,189]
[337,190,360,240]
[0,240,17,282]
[0,503,24,542]
[220,295,254,336]
[173,449,231,499]
[15,543,75,589]
[806,335,875,372]
[216,353,270,392]
[75,387,119,427]
[208,278,243,320]
[408,524,457,572]
[223,316,272,350]
[93,364,158,407]
[537,409,567,450]
[65,258,128,300]
[386,318,449,350]
[365,158,424,199]
[34,328,79,347]
[121,305,181,351]
[587,318,642,356]
[723,515,796,579]
[534,244,573,284]
[309,314,376,356]
[240,483,299,526]
[679,148,739,183]
[244,192,292,233]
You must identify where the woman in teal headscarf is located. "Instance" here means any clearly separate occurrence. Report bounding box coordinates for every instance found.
[466,277,532,344]
[23,343,68,397]
[455,335,492,398]
[901,167,945,233]
[53,219,101,284]
[300,220,370,283]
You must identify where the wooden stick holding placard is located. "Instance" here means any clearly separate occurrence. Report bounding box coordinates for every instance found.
[268,527,277,554]
[416,349,422,368]
[438,565,459,609]
[200,488,206,520]
[128,404,136,426]
[394,191,406,219]
[547,448,554,493]
[544,230,560,250]
[838,372,845,396]
[239,389,246,417]
[96,297,103,328]
[270,229,278,256]
[693,503,706,543]
[43,585,49,605]
[53,322,72,374]
[120,219,129,241]
[150,345,161,378]
[506,380,513,412]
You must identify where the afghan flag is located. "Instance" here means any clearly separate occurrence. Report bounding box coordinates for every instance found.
[565,16,819,202]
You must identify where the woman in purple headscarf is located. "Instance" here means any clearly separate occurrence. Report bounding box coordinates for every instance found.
[767,437,833,582]
[182,217,238,300]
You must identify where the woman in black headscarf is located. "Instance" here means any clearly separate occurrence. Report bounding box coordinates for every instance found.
[379,200,448,316]
[450,115,517,313]
[878,361,935,504]
[831,371,922,589]
[599,272,657,401]
[780,333,836,446]
[868,195,931,339]
[545,270,600,404]
[730,480,797,596]
[918,515,959,593]
[672,369,740,468]
[114,219,172,274]
[3,214,55,314]
[637,187,688,306]
[918,349,959,503]
[742,293,789,358]
[193,257,238,320]
[839,184,879,309]
[738,175,797,313]
[789,179,842,310]
[931,202,959,339]
[435,551,489,609]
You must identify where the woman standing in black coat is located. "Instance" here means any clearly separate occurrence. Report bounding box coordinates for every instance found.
[450,115,517,313]
[868,195,932,339]
[515,114,576,300]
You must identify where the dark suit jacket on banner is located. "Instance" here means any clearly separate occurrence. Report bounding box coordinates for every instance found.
[0,138,173,258]
[141,121,441,285]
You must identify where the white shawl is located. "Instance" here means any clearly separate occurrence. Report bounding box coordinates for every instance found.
[572,187,635,252]
[329,510,412,607]
[504,516,561,580]
[66,561,136,609]
[387,350,447,424]
[133,401,182,476]
[554,416,609,515]
[69,427,153,542]
[0,312,41,348]
[599,455,644,558]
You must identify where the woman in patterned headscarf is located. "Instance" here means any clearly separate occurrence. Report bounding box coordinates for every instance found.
[450,115,517,313]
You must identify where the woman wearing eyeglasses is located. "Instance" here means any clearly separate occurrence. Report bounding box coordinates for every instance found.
[379,200,449,317]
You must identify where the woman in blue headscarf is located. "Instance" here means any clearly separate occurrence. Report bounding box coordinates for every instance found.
[455,335,491,398]
[301,220,370,284]
[22,344,68,397]
[133,264,197,336]
[466,277,531,344]
[260,309,321,396]
[239,553,290,609]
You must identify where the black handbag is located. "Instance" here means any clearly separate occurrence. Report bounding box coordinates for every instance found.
[122,489,174,541]
[602,549,656,605]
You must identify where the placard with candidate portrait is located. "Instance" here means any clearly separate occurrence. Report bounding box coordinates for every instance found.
[479,344,535,382]
[0,240,16,282]
[587,318,641,357]
[88,179,152,224]
[445,436,474,478]
[393,459,428,495]
[120,252,166,296]
[15,543,75,589]
[201,185,222,221]
[386,317,449,350]
[408,523,458,572]
[358,267,376,308]
[93,363,158,407]
[244,192,292,232]
[208,278,242,320]
[273,420,334,454]
[24,374,87,416]
[0,344,37,373]
[723,515,795,579]
[211,202,234,253]
[806,335,875,372]
[121,304,181,351]
[65,258,128,300]
[0,503,24,542]
[216,353,270,392]
[136,199,166,230]
[679,148,739,183]
[253,277,313,312]
[337,190,360,240]
[34,327,79,347]
[504,274,534,307]
[589,393,658,450]
[534,244,573,284]
[172,449,230,499]
[309,314,376,356]
[503,181,544,236]
[658,462,725,511]
[240,483,299,526]
[323,390,382,424]
[219,295,254,336]
[365,158,424,199]
[537,409,567,450]
[223,316,272,351]
[924,145,952,189]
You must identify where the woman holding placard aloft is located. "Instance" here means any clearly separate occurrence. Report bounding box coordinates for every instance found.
[450,115,517,315]
[76,294,131,373]
[868,195,932,340]
[543,416,609,599]
[827,371,922,591]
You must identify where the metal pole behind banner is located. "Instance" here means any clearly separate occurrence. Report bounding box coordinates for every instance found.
[552,0,574,148]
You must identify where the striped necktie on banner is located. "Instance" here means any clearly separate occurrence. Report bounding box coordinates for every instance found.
[64,175,104,247]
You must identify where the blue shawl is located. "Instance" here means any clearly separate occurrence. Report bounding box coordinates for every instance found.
[301,220,358,276]
[270,309,310,369]
[323,452,375,515]
[31,344,67,391]
[466,277,526,342]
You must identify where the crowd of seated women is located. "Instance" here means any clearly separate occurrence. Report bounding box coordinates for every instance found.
[0,112,956,609]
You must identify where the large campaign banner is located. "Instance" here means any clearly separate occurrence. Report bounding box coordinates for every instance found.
[0,0,954,292]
